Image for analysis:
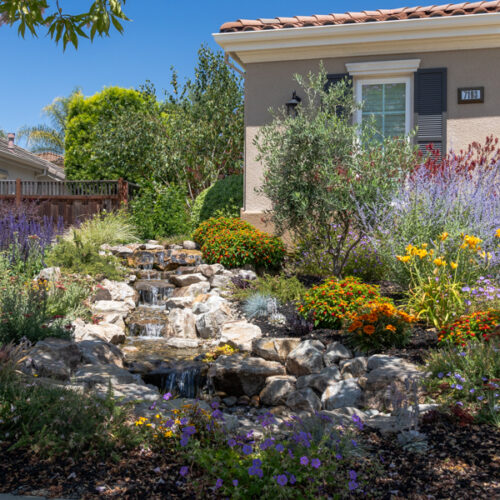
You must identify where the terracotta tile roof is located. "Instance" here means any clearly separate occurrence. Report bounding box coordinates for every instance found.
[219,2,500,32]
[36,152,65,168]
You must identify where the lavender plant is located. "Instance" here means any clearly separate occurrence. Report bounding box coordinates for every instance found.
[360,147,500,286]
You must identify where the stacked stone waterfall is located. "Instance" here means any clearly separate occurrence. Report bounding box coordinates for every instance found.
[23,240,429,434]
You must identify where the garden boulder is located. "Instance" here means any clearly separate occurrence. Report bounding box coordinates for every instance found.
[323,342,352,366]
[73,322,126,345]
[196,304,233,339]
[77,339,125,368]
[286,388,321,413]
[100,279,138,307]
[286,340,325,376]
[259,375,296,406]
[218,320,262,351]
[296,366,341,393]
[165,309,197,339]
[169,273,207,288]
[321,379,363,410]
[173,281,210,298]
[252,338,301,364]
[23,338,83,381]
[340,357,368,379]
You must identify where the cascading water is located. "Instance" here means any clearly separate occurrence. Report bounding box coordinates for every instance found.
[143,364,206,399]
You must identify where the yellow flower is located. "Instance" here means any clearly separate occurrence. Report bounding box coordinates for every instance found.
[433,257,446,267]
[385,324,396,332]
[416,248,428,259]
[164,430,173,438]
[396,255,411,263]
[496,228,500,238]
[439,232,449,241]
[450,261,458,270]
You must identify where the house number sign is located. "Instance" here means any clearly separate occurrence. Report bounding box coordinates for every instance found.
[458,87,484,104]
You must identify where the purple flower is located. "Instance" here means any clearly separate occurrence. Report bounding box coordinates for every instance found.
[275,443,285,453]
[242,444,253,455]
[335,453,343,460]
[165,419,174,428]
[311,458,321,469]
[179,466,189,477]
[260,438,274,451]
[437,372,444,379]
[349,481,359,491]
[252,458,262,467]
[459,352,467,357]
[163,392,172,401]
[180,436,189,447]
[227,438,237,448]
[349,470,357,481]
[215,478,223,489]
[182,425,196,436]
[456,401,463,406]
[289,474,296,485]
[276,474,288,486]
[288,449,294,458]
[180,417,189,425]
[211,401,219,409]
[456,385,463,391]
[300,456,309,466]
[248,466,263,478]
[477,396,485,401]
[469,388,475,394]
[351,440,358,447]
[232,479,239,487]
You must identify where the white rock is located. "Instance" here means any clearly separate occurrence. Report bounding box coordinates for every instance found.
[296,366,341,392]
[238,269,257,281]
[210,271,234,289]
[92,300,131,316]
[196,303,233,339]
[73,322,126,345]
[252,338,301,364]
[37,267,61,283]
[286,388,321,413]
[166,338,200,349]
[101,279,138,307]
[197,264,224,278]
[340,357,368,379]
[183,240,197,250]
[219,320,262,351]
[165,297,194,309]
[166,308,197,339]
[173,281,210,298]
[367,354,406,371]
[77,339,125,367]
[169,273,207,287]
[260,375,296,406]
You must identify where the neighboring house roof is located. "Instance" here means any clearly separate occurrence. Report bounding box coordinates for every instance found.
[0,138,65,180]
[220,1,500,32]
[36,152,65,168]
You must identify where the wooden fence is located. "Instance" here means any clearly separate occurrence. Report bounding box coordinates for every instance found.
[0,179,139,226]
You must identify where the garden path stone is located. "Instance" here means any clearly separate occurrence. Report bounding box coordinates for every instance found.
[321,379,363,410]
[218,320,262,351]
[285,388,321,413]
[285,341,324,376]
[323,342,352,366]
[259,375,296,406]
[252,337,301,364]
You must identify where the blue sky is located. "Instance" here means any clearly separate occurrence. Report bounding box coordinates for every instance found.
[0,1,405,144]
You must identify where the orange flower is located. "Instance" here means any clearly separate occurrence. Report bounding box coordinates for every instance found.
[363,325,375,335]
[348,321,363,332]
[385,324,396,332]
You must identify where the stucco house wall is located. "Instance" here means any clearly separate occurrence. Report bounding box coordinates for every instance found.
[243,48,500,221]
[215,5,500,232]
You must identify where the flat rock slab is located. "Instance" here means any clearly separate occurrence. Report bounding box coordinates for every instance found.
[252,337,301,364]
[219,320,262,351]
[169,273,207,287]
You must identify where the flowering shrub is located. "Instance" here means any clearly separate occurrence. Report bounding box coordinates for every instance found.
[361,138,500,286]
[462,276,500,313]
[298,277,387,329]
[193,217,285,269]
[0,276,72,344]
[346,302,415,352]
[438,310,500,346]
[425,339,500,426]
[397,232,494,328]
[135,400,371,498]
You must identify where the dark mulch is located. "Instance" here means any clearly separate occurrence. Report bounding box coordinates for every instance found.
[368,410,500,499]
[0,445,196,499]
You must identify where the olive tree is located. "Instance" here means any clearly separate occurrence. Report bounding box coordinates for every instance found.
[255,67,418,277]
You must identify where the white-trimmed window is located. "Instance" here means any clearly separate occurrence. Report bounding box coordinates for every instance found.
[0,169,8,180]
[355,77,411,141]
[346,59,420,142]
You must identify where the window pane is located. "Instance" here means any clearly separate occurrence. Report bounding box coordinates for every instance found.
[385,83,406,112]
[362,84,383,112]
[385,113,406,138]
[361,82,407,140]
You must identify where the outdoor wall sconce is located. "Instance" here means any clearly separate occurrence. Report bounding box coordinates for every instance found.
[286,91,301,116]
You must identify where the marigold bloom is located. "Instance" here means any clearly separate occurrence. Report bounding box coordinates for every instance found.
[363,325,375,335]
[439,232,449,241]
[450,261,458,269]
[385,324,397,332]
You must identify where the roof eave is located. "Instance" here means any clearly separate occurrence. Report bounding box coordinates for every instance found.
[213,13,500,64]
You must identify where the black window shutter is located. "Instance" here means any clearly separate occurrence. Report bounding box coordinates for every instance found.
[326,73,352,117]
[414,68,447,155]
